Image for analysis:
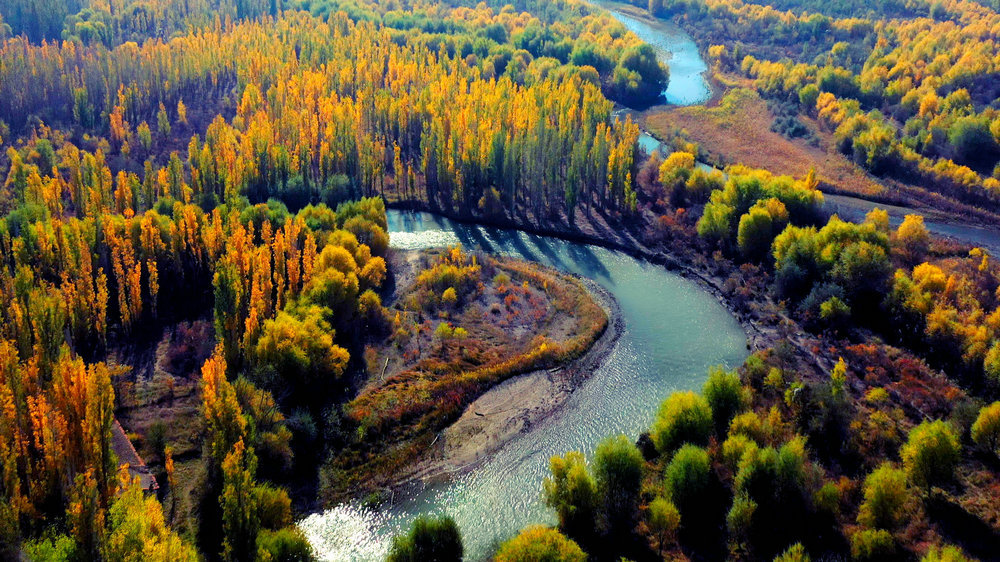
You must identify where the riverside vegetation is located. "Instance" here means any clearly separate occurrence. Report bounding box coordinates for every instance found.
[1,0,1000,560]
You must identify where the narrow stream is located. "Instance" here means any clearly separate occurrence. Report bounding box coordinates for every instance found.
[300,211,748,560]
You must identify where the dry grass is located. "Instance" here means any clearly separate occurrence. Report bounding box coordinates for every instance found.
[642,86,888,199]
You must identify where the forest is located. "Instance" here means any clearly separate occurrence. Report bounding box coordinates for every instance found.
[0,0,999,560]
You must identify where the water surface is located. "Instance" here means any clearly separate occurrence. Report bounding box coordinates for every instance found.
[598,1,712,105]
[300,210,747,560]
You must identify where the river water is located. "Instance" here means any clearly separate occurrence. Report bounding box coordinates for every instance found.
[300,211,748,560]
[598,0,712,105]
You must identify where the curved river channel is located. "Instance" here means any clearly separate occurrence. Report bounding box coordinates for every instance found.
[300,210,748,560]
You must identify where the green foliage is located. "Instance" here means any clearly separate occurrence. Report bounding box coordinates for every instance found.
[856,463,908,529]
[494,525,586,562]
[221,440,261,562]
[593,434,644,538]
[22,533,79,562]
[901,420,960,490]
[255,304,350,399]
[737,198,789,261]
[773,216,890,311]
[774,542,811,562]
[386,515,463,562]
[971,402,1000,456]
[921,544,975,562]
[726,494,757,540]
[106,482,198,561]
[651,391,713,454]
[850,528,895,560]
[543,451,597,545]
[648,496,680,553]
[703,366,747,435]
[698,170,823,250]
[664,445,711,516]
[611,44,669,106]
[256,528,315,562]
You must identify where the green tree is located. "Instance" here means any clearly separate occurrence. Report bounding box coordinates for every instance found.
[663,445,711,518]
[737,198,788,261]
[856,463,908,529]
[850,528,895,560]
[543,451,597,545]
[593,435,644,538]
[386,515,463,562]
[703,367,747,435]
[221,439,261,562]
[901,421,960,491]
[921,544,975,562]
[971,401,1000,456]
[648,497,680,557]
[774,543,810,562]
[494,526,586,562]
[651,391,713,454]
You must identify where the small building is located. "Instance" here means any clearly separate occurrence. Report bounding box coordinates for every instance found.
[111,419,159,494]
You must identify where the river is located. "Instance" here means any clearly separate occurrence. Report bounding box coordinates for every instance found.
[598,0,712,105]
[299,210,748,560]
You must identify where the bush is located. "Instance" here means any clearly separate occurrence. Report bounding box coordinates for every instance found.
[651,391,713,454]
[386,515,463,562]
[850,528,895,560]
[703,367,747,435]
[728,411,769,445]
[494,526,586,562]
[664,445,711,517]
[901,420,960,490]
[856,463,908,529]
[774,542,810,562]
[593,434,644,538]
[971,401,1000,456]
[721,434,756,471]
[921,544,974,561]
[256,528,314,561]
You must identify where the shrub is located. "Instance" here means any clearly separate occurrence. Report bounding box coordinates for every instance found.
[255,528,314,561]
[729,411,768,445]
[856,463,908,529]
[664,445,711,516]
[775,542,810,562]
[726,494,756,539]
[593,435,644,538]
[721,434,756,471]
[850,528,894,560]
[703,367,747,435]
[901,420,960,490]
[651,391,713,454]
[494,526,586,562]
[971,401,1000,456]
[386,515,463,562]
[921,544,975,561]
